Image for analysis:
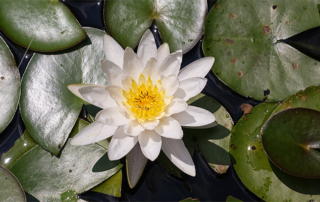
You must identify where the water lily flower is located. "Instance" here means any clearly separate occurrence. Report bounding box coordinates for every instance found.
[68,30,215,176]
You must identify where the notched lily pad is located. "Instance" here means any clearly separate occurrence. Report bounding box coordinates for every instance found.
[20,27,108,155]
[262,108,320,178]
[104,0,207,53]
[0,0,86,52]
[0,36,20,134]
[231,102,320,201]
[203,0,320,101]
[0,166,26,202]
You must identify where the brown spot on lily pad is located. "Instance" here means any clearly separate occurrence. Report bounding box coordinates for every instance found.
[241,103,253,120]
[231,14,236,19]
[216,4,220,8]
[272,5,278,9]
[285,105,292,109]
[230,144,236,150]
[292,63,299,69]
[0,76,4,80]
[237,71,243,77]
[218,165,227,173]
[263,26,271,35]
[226,38,234,44]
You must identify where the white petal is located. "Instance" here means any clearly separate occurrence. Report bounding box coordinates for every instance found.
[158,50,182,78]
[124,119,145,136]
[103,34,124,68]
[155,117,183,139]
[137,30,157,66]
[184,122,218,129]
[161,137,195,176]
[108,126,138,160]
[105,85,126,107]
[95,107,127,126]
[123,47,145,82]
[161,75,179,96]
[157,43,170,67]
[100,59,124,88]
[165,98,188,116]
[126,143,148,188]
[122,76,133,92]
[138,130,162,161]
[178,57,215,81]
[141,119,160,130]
[70,121,117,145]
[68,84,118,109]
[171,106,216,127]
[173,77,207,101]
[142,58,161,82]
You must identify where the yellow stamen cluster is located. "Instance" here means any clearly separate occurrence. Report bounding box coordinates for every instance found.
[122,74,171,123]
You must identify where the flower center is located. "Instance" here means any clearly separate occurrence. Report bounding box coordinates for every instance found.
[122,74,170,123]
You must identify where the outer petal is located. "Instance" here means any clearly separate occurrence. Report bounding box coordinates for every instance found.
[138,130,162,161]
[103,34,124,68]
[70,121,117,145]
[171,106,216,127]
[68,84,118,109]
[137,30,157,66]
[105,85,126,107]
[173,77,207,101]
[126,143,148,188]
[178,57,215,81]
[155,117,183,139]
[161,75,179,96]
[158,50,182,78]
[157,43,170,67]
[165,98,188,116]
[123,47,145,82]
[142,58,161,82]
[141,119,160,130]
[123,119,145,137]
[161,137,195,176]
[108,126,138,161]
[95,107,127,126]
[100,59,124,88]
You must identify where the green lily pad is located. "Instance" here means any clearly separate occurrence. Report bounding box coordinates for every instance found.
[91,170,122,198]
[262,108,320,178]
[0,36,20,134]
[0,166,26,202]
[203,0,320,101]
[0,0,86,52]
[104,0,207,53]
[231,102,320,201]
[179,198,200,202]
[157,94,233,178]
[4,136,121,201]
[226,196,242,202]
[20,27,108,155]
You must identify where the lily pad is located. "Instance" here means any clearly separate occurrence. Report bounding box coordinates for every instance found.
[157,94,233,177]
[226,196,242,202]
[91,170,122,198]
[0,166,26,202]
[0,36,20,134]
[231,102,320,201]
[0,0,86,52]
[203,0,320,101]
[20,27,108,155]
[262,108,320,178]
[104,0,207,53]
[3,134,121,201]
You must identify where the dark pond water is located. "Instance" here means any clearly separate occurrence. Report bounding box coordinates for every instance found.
[1,0,319,201]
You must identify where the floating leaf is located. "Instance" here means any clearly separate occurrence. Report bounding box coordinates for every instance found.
[0,0,86,52]
[5,136,121,201]
[91,170,122,198]
[262,108,320,178]
[21,27,108,155]
[0,166,26,202]
[203,0,320,101]
[226,196,242,202]
[157,94,233,177]
[180,198,200,202]
[0,36,20,134]
[231,102,320,201]
[104,0,207,53]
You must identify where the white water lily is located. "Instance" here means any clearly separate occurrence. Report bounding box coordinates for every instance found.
[68,30,215,177]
